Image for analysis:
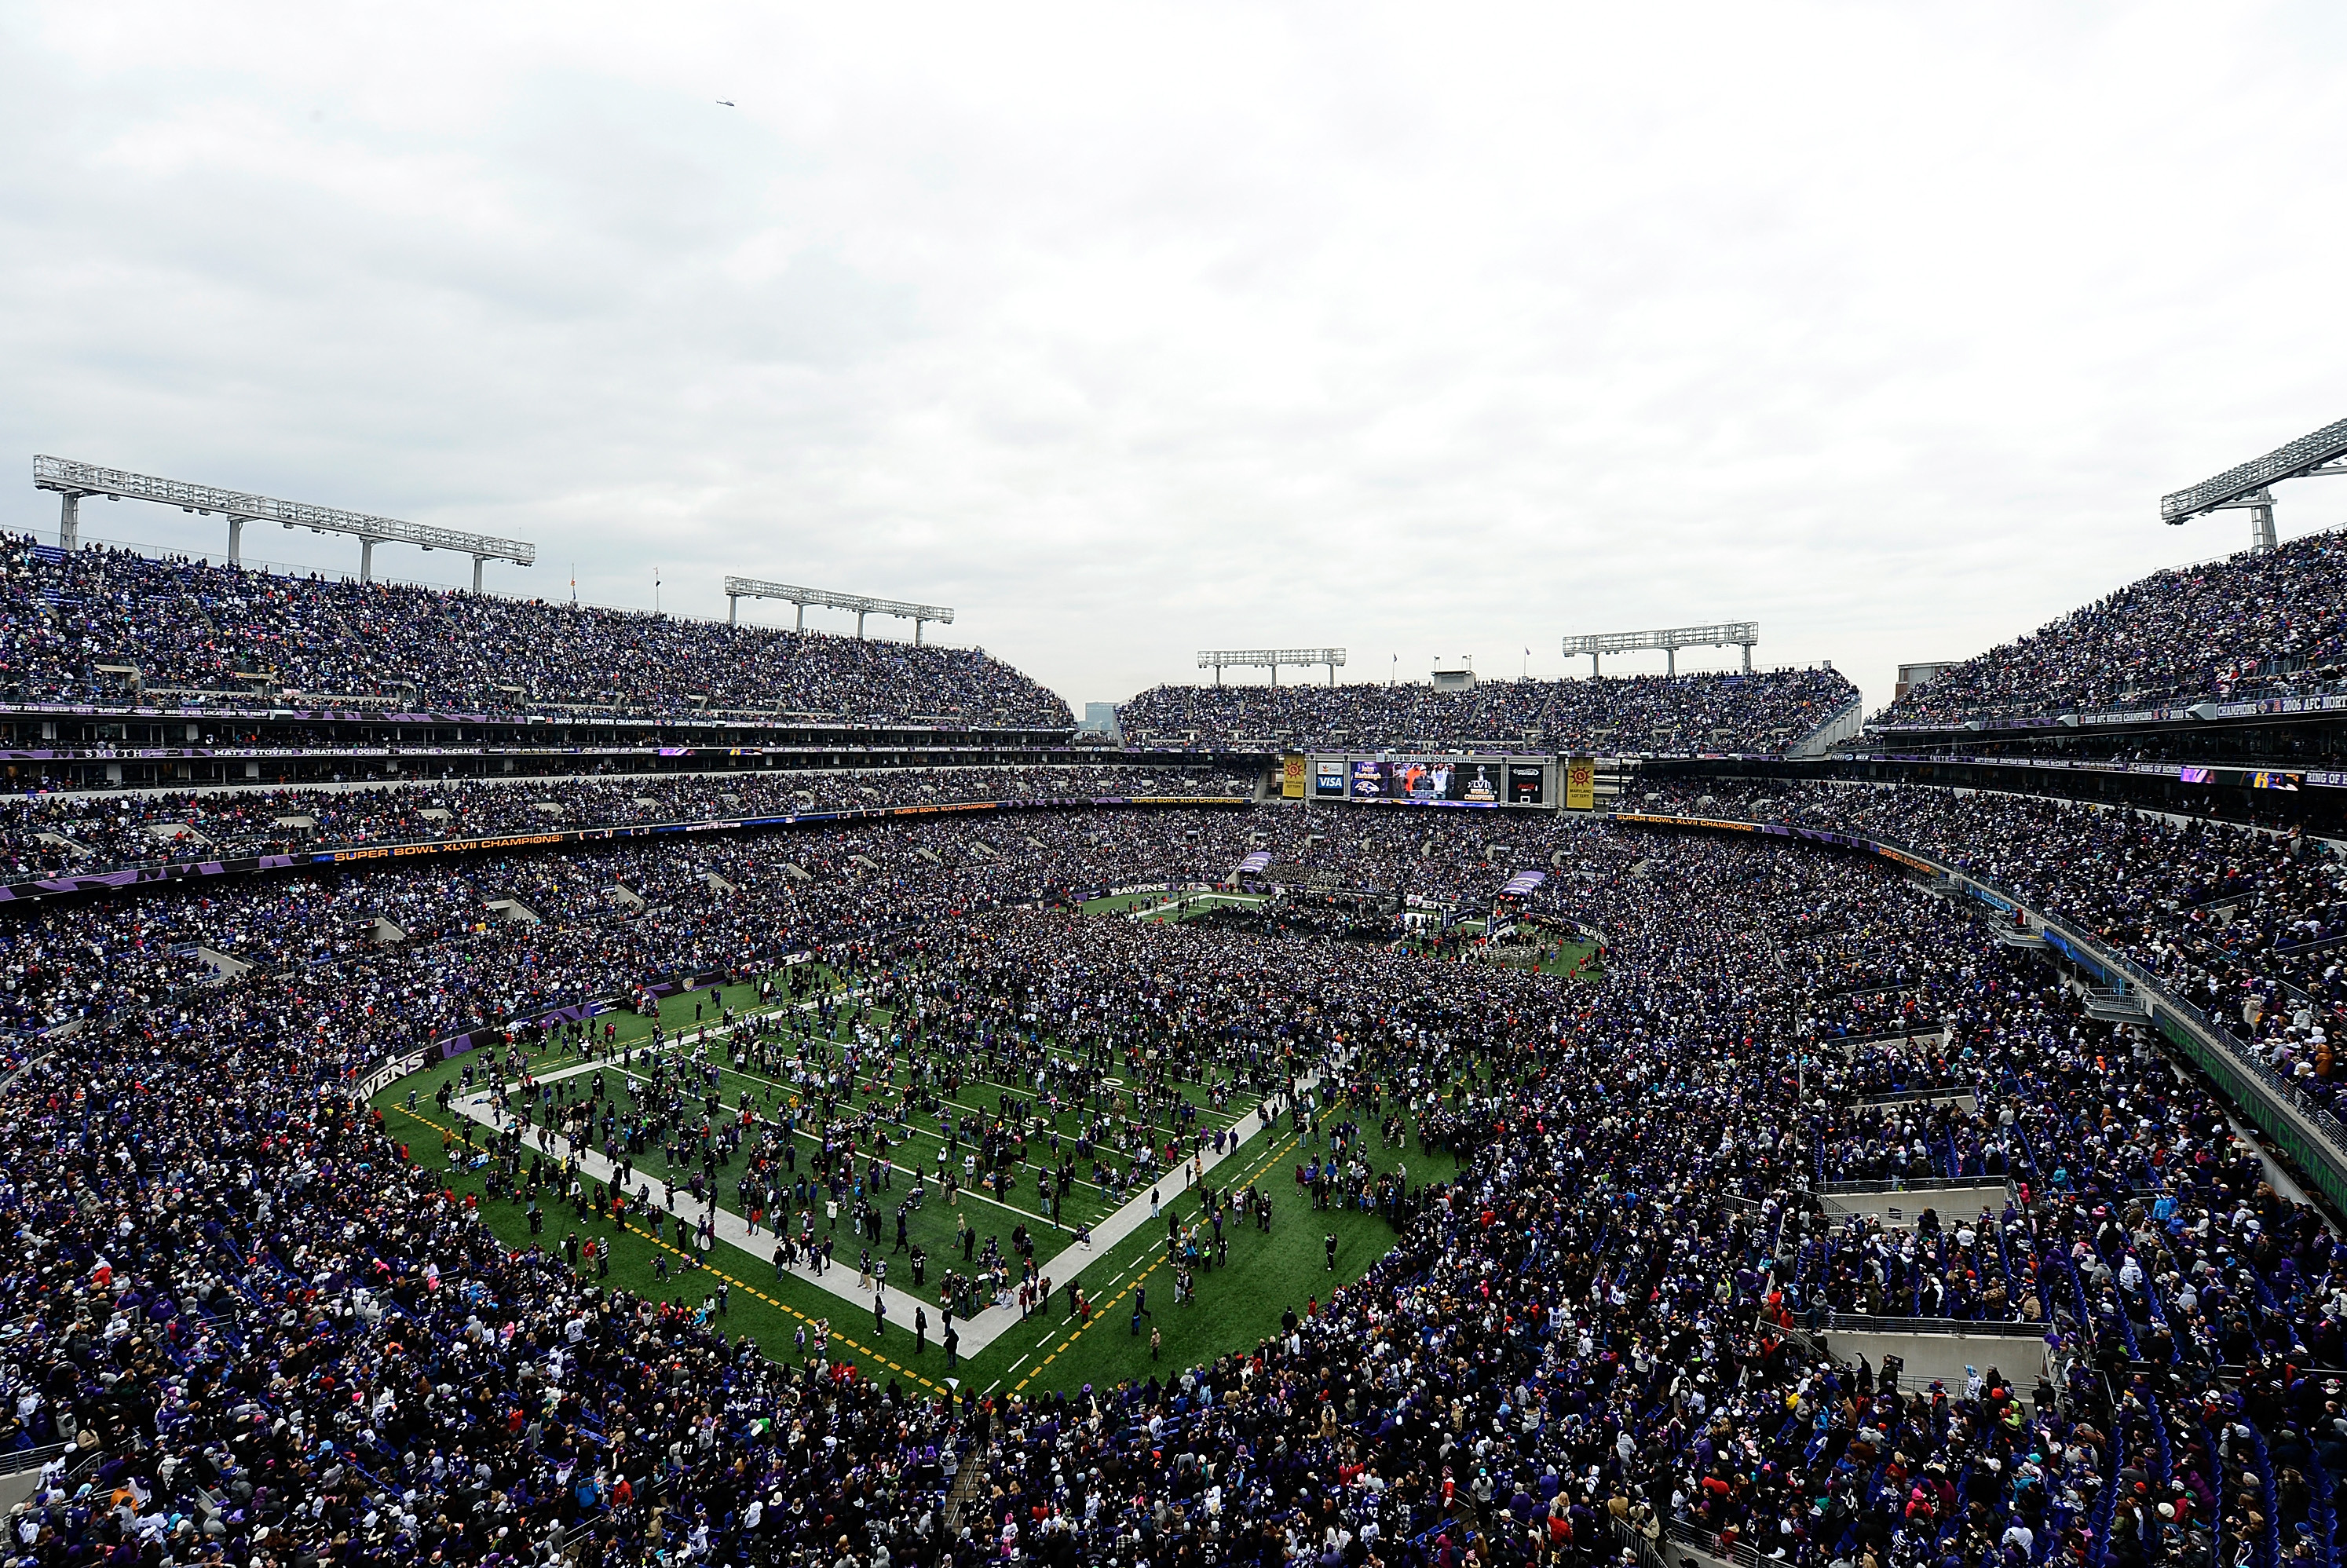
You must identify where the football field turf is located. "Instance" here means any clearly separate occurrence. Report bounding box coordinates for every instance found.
[370,960,1443,1399]
[1077,889,1270,922]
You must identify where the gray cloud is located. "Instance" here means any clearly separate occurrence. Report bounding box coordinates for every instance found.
[3,2,2345,712]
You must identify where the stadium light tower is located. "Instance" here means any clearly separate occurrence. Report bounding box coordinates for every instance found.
[2160,415,2347,553]
[30,455,534,590]
[723,577,955,642]
[1560,621,1757,677]
[1196,649,1346,686]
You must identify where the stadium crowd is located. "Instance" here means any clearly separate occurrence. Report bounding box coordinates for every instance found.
[1640,776,2347,1130]
[0,795,2340,1568]
[0,807,1296,1044]
[1875,528,2347,726]
[1117,669,1859,755]
[0,538,1068,726]
[0,804,1628,1045]
[0,766,1254,879]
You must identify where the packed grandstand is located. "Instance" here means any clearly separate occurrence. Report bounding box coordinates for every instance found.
[1873,528,2347,728]
[0,538,1069,726]
[7,512,2347,1568]
[1116,667,1859,755]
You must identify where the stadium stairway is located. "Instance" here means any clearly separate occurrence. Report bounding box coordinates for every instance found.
[941,1440,992,1536]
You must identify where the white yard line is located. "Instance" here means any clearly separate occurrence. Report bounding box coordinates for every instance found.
[447,1067,1320,1365]
[447,1090,992,1352]
[545,1058,1058,1228]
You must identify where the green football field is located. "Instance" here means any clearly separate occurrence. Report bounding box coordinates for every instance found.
[1490,933,1604,976]
[1075,889,1268,922]
[370,955,1458,1401]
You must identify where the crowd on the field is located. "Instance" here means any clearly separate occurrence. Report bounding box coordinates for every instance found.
[0,808,1285,1044]
[1874,528,2347,726]
[0,766,1255,879]
[0,797,2341,1568]
[0,537,1069,725]
[0,803,1612,1047]
[1117,667,1859,755]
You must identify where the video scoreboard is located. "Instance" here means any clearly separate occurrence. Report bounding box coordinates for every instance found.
[1297,754,1557,808]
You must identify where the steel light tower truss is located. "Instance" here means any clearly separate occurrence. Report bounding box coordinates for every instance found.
[723,576,955,642]
[1560,621,1758,677]
[1196,647,1346,686]
[2160,416,2347,553]
[31,455,534,590]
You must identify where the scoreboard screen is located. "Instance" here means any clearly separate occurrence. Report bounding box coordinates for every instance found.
[1320,755,1539,806]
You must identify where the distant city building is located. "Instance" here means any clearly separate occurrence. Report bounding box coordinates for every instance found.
[1080,702,1122,735]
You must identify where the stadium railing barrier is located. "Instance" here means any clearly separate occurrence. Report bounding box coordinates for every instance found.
[1612,810,2347,1214]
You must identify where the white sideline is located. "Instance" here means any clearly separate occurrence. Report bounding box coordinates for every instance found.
[445,1074,1314,1359]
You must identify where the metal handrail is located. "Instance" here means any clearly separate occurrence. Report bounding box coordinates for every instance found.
[1610,1516,1669,1568]
[1666,1518,1771,1568]
[1863,824,2347,1165]
[1614,809,2347,1206]
[1867,671,2347,733]
[1812,1024,1948,1049]
[1813,1173,2010,1197]
[1849,1086,1978,1108]
[1821,1310,2045,1337]
[0,1440,69,1476]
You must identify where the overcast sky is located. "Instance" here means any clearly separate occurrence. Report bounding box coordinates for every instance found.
[4,4,2346,716]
